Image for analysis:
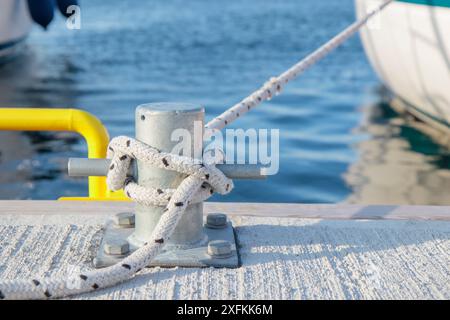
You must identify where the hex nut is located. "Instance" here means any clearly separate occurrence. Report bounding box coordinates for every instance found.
[104,239,130,255]
[113,212,135,227]
[207,240,232,258]
[206,213,227,229]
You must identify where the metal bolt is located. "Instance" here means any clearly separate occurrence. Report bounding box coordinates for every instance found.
[206,213,227,229]
[113,212,135,227]
[207,240,232,258]
[104,239,130,255]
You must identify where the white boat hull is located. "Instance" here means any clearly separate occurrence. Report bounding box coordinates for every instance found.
[355,0,450,130]
[0,0,32,60]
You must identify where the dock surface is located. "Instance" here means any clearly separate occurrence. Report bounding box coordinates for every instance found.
[0,201,449,300]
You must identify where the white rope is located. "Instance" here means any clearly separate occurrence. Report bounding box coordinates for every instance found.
[0,0,393,300]
[205,0,394,135]
[0,137,233,300]
[106,137,232,207]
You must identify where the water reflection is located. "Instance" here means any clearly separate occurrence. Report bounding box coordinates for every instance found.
[344,101,450,205]
[0,49,84,199]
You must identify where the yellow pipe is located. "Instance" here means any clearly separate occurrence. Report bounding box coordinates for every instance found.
[0,108,110,198]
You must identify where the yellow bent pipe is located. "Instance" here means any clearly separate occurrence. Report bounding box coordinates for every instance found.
[0,108,109,199]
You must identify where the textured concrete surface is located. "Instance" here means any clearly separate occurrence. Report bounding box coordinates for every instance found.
[0,214,449,300]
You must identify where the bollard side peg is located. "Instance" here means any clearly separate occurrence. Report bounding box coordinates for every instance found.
[68,158,268,180]
[76,103,268,269]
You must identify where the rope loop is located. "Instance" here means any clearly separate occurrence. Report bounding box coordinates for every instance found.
[106,136,234,207]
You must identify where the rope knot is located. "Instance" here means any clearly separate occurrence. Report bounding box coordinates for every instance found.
[106,136,234,207]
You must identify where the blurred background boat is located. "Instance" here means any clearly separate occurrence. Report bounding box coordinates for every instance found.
[356,0,450,133]
[0,0,78,62]
[0,0,32,62]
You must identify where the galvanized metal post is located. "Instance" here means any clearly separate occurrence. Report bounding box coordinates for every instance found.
[92,102,240,268]
[127,103,206,248]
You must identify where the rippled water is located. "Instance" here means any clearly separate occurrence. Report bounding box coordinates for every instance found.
[0,0,449,204]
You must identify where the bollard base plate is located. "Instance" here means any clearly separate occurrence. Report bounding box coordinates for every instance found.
[93,217,240,269]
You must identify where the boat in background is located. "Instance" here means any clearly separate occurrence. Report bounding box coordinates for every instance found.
[0,0,32,62]
[355,0,450,134]
[0,0,79,62]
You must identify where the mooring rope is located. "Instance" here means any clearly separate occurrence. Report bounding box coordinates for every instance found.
[106,136,233,207]
[205,0,394,134]
[0,0,393,300]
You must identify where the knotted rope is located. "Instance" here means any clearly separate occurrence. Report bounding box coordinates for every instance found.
[0,0,393,300]
[107,136,233,206]
[0,137,233,300]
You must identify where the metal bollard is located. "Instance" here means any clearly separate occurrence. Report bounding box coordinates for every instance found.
[90,103,244,269]
[130,103,205,247]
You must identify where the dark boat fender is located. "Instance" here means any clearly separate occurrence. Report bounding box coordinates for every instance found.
[26,0,55,29]
[56,0,79,18]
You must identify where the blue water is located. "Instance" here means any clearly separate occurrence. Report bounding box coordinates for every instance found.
[0,0,449,204]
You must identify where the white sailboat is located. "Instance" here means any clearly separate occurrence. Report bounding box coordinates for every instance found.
[356,0,450,133]
[0,0,32,61]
